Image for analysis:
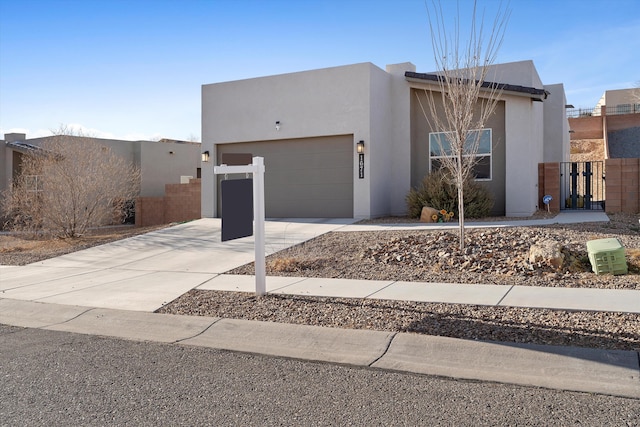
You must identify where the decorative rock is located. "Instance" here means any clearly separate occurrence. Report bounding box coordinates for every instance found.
[419,206,440,223]
[529,239,565,270]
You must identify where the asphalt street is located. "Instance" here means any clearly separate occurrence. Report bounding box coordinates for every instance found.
[2,325,639,426]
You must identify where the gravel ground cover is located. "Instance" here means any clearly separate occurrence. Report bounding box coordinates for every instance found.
[2,214,638,352]
[225,213,640,290]
[159,212,640,352]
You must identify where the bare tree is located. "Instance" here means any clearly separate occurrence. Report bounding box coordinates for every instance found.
[418,0,510,250]
[2,128,140,238]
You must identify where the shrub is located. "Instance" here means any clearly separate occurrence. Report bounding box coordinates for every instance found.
[406,170,494,219]
[2,135,140,238]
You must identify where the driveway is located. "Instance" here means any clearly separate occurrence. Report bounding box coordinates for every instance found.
[0,218,354,311]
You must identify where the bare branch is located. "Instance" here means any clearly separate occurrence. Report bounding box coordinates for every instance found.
[2,134,140,238]
[419,0,510,250]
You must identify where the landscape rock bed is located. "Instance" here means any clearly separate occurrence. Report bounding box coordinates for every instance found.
[160,214,640,352]
[227,222,640,290]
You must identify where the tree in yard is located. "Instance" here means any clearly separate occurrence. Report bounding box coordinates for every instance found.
[417,0,510,250]
[2,128,141,238]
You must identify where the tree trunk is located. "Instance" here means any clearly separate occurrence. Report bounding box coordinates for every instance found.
[457,154,465,251]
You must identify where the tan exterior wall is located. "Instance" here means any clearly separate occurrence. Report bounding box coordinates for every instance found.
[136,178,201,227]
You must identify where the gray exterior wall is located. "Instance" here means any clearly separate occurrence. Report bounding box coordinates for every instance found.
[139,141,201,197]
[1,134,201,200]
[410,89,506,216]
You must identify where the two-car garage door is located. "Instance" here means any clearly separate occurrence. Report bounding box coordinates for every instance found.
[216,135,354,218]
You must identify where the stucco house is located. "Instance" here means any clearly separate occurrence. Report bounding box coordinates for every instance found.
[1,133,203,222]
[201,60,569,219]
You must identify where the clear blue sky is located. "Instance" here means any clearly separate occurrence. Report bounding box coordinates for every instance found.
[1,0,638,141]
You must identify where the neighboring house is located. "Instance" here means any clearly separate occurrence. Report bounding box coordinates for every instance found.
[568,87,640,159]
[1,132,202,213]
[200,60,569,219]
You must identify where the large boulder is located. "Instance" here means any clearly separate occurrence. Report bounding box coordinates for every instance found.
[420,206,440,223]
[529,240,565,270]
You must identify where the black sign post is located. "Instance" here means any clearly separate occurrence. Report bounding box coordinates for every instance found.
[358,153,365,179]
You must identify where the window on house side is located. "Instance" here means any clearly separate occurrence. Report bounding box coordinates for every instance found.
[429,129,492,181]
[24,175,43,193]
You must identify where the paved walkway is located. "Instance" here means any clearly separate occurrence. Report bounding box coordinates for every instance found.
[1,211,639,398]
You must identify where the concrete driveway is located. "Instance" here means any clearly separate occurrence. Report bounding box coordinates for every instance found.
[0,218,354,311]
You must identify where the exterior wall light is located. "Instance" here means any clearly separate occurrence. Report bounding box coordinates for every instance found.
[357,141,365,154]
[202,151,210,162]
[275,121,281,131]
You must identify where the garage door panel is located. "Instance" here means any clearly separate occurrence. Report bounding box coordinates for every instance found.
[268,183,353,200]
[267,152,352,169]
[267,168,351,185]
[217,135,353,218]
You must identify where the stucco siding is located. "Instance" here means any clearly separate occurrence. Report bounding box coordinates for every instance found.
[384,63,414,216]
[140,142,201,197]
[201,59,565,220]
[368,65,393,217]
[410,89,506,215]
[543,83,570,163]
[504,96,544,216]
[202,63,375,218]
[485,60,543,89]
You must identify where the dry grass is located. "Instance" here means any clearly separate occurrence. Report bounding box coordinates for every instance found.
[0,225,167,265]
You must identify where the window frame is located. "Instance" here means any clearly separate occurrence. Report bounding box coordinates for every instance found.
[428,128,492,181]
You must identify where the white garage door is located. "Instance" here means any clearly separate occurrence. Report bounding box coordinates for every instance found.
[216,135,354,218]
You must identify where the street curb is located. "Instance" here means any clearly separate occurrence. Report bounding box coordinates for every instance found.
[1,299,639,399]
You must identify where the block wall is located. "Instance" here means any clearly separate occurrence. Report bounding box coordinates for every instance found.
[537,162,561,212]
[568,116,603,139]
[605,158,640,214]
[136,178,201,226]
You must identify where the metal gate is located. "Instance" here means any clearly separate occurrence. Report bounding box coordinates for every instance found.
[560,161,605,211]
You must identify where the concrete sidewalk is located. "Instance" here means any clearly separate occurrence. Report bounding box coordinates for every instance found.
[198,274,640,313]
[1,211,639,398]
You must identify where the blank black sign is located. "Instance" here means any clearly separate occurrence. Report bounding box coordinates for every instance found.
[221,179,253,241]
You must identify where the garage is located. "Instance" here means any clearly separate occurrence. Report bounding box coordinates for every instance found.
[216,134,354,218]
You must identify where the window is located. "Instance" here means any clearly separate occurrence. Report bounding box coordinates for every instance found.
[24,175,43,193]
[429,129,492,180]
